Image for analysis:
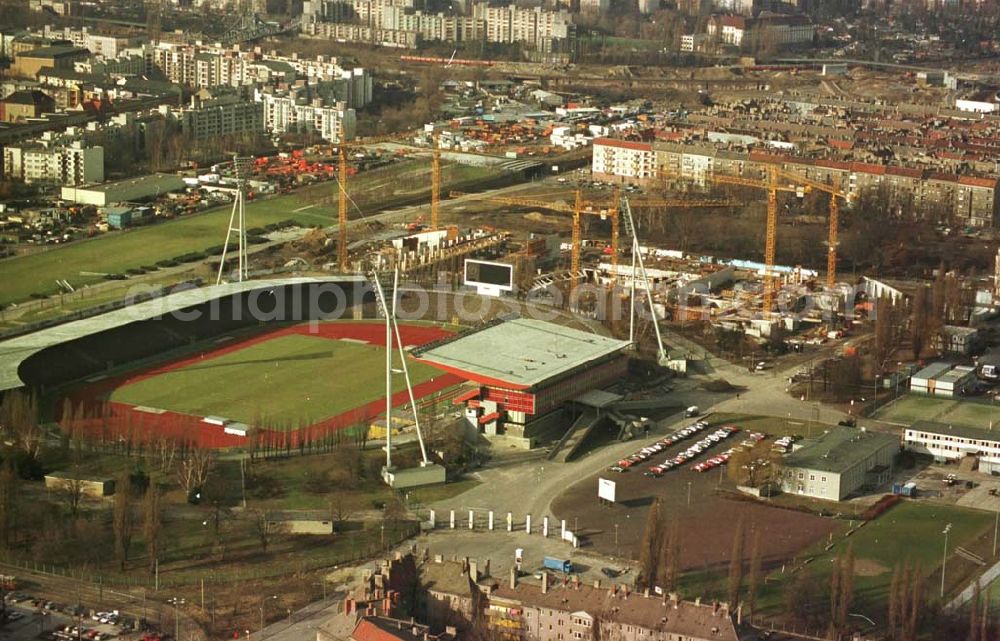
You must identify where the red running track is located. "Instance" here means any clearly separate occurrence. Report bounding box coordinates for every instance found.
[61,322,462,449]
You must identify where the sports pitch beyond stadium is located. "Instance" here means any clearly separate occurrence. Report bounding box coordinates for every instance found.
[62,321,464,448]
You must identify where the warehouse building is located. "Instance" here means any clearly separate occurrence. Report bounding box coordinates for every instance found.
[61,173,186,207]
[904,421,1000,473]
[415,317,629,448]
[780,426,898,501]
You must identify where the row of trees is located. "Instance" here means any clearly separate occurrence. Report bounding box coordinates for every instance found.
[636,499,681,595]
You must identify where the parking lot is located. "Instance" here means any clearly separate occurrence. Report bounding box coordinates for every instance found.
[552,418,839,570]
[2,593,136,641]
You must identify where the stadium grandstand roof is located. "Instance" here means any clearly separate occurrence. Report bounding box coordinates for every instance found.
[414,317,629,390]
[0,276,366,391]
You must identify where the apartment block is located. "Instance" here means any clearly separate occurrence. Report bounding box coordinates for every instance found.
[592,138,656,183]
[159,93,265,141]
[3,140,104,186]
[706,14,814,49]
[256,88,356,142]
[593,139,1000,227]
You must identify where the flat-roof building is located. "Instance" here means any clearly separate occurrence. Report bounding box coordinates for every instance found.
[905,420,1000,473]
[780,426,898,501]
[911,362,975,397]
[61,173,186,207]
[415,318,629,447]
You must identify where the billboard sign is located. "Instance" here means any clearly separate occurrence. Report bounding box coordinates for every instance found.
[598,478,616,503]
[464,259,514,297]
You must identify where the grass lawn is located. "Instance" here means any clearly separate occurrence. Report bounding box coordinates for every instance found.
[874,395,957,425]
[939,401,999,428]
[110,334,441,427]
[0,161,497,306]
[757,501,994,619]
[707,412,830,438]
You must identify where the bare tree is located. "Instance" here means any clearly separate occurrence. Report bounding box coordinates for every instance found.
[727,516,746,607]
[113,472,135,570]
[249,509,279,554]
[153,437,178,473]
[637,498,664,589]
[911,285,931,360]
[873,295,906,374]
[0,460,19,548]
[143,483,162,573]
[746,529,762,615]
[175,447,214,496]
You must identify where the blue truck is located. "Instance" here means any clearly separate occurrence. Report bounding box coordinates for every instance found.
[543,556,573,573]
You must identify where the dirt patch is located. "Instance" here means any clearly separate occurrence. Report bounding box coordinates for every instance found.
[551,437,840,571]
[854,558,890,577]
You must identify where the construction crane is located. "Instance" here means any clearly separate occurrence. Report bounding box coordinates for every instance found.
[449,190,739,287]
[334,131,418,271]
[661,168,805,311]
[431,134,441,230]
[769,169,851,288]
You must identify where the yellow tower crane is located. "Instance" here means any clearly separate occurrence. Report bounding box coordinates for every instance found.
[450,190,739,289]
[334,132,419,271]
[769,169,851,288]
[661,169,805,311]
[431,134,442,231]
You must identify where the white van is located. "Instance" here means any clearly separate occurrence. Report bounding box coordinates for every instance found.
[685,406,700,418]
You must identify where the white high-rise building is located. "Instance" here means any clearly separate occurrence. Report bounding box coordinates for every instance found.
[2,140,104,185]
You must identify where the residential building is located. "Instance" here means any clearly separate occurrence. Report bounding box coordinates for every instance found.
[592,138,656,184]
[12,45,91,78]
[0,88,55,122]
[706,14,814,49]
[905,421,1000,473]
[3,140,104,186]
[145,42,372,108]
[257,87,357,142]
[159,93,265,142]
[780,426,898,500]
[41,26,135,58]
[305,0,575,50]
[592,139,999,228]
[485,572,743,641]
[681,33,708,52]
[936,326,981,356]
[302,21,420,48]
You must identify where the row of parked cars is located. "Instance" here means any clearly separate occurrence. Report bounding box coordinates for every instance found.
[648,426,740,476]
[52,623,115,641]
[609,420,714,473]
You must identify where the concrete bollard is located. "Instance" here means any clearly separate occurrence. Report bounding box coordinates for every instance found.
[450,510,455,529]
[507,512,513,532]
[526,514,532,534]
[543,516,549,538]
[469,510,474,530]
[488,511,494,531]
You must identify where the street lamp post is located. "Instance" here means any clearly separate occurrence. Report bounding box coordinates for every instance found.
[259,595,277,640]
[941,523,953,598]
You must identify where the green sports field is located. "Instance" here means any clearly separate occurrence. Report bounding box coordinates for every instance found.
[875,394,999,428]
[109,334,441,427]
[0,161,495,307]
[759,501,993,618]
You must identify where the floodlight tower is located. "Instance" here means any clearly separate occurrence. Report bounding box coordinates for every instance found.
[216,155,253,284]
